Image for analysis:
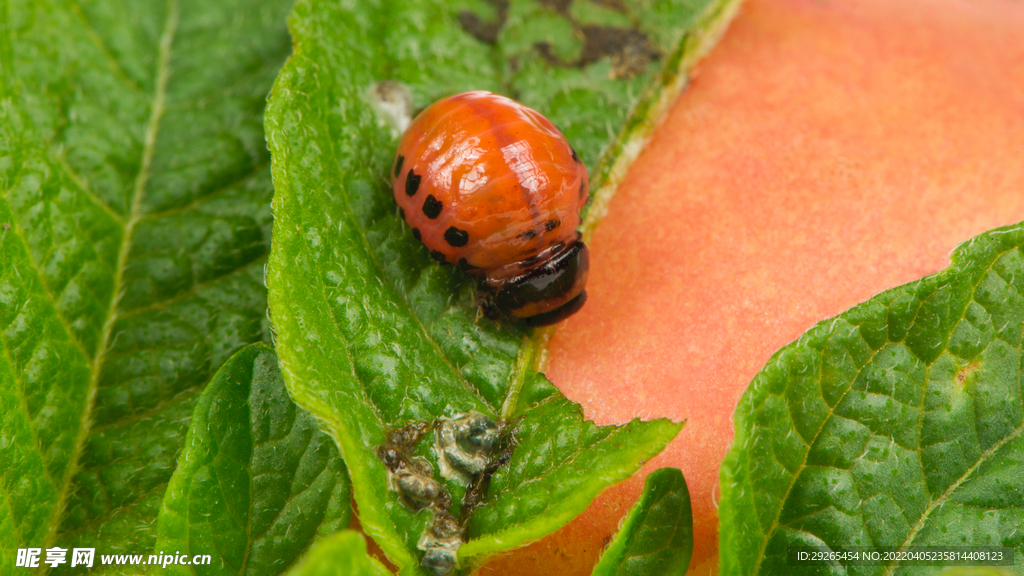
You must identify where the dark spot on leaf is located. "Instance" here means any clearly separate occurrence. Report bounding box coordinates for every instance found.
[956,361,981,385]
[431,250,449,263]
[545,219,560,231]
[525,13,658,80]
[1,223,10,231]
[458,0,509,45]
[445,226,470,247]
[592,0,629,13]
[394,155,404,178]
[534,42,562,66]
[423,195,442,219]
[538,0,571,13]
[406,169,421,196]
[412,228,421,241]
[580,26,660,79]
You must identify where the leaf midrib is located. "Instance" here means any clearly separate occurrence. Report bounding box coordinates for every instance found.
[41,0,180,552]
[608,484,680,573]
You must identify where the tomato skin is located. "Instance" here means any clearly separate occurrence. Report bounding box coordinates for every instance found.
[392,91,590,324]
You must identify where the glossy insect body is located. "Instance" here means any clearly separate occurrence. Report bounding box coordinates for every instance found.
[392,91,590,326]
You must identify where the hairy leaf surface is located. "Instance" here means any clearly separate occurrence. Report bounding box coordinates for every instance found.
[0,0,291,570]
[264,0,741,573]
[155,344,350,576]
[593,467,696,573]
[720,223,1024,576]
[591,467,694,576]
[283,531,392,576]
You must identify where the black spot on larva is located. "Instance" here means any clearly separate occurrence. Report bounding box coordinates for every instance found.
[412,228,421,241]
[458,257,472,271]
[579,180,586,199]
[518,229,537,241]
[545,219,560,231]
[445,226,469,247]
[394,155,404,178]
[399,207,405,220]
[422,195,443,219]
[570,147,579,163]
[430,250,448,263]
[519,254,541,268]
[405,169,421,197]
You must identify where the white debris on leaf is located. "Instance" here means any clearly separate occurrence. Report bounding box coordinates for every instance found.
[367,80,413,136]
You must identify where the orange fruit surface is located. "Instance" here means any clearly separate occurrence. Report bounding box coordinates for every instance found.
[477,0,1024,573]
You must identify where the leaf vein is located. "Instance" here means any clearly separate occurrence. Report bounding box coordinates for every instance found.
[1,215,94,365]
[42,0,180,553]
[884,251,1023,575]
[66,0,146,94]
[0,311,60,490]
[750,246,1012,575]
[86,384,202,438]
[55,479,169,544]
[138,160,270,222]
[117,254,267,319]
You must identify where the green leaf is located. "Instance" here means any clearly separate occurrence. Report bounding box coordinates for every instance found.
[155,343,350,576]
[720,222,1024,576]
[590,467,694,576]
[282,531,392,576]
[461,375,682,558]
[265,0,740,573]
[0,0,291,569]
[934,569,1022,576]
